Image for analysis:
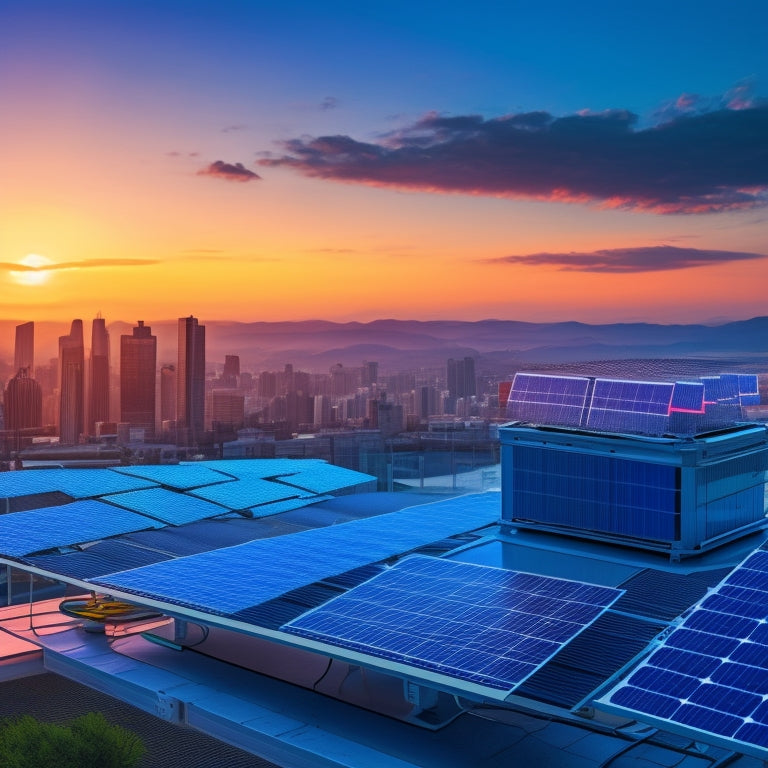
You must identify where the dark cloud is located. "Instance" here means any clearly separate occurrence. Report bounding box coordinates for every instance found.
[2,258,159,272]
[487,245,768,273]
[198,160,261,183]
[222,124,247,133]
[320,96,339,111]
[258,103,768,213]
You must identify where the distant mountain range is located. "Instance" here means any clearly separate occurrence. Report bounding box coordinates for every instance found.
[1,317,766,375]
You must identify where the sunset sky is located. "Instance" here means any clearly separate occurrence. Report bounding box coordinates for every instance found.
[1,0,767,326]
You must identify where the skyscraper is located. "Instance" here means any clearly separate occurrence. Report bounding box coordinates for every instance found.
[120,321,157,437]
[4,368,42,431]
[447,356,476,400]
[14,321,34,378]
[177,315,205,445]
[160,364,176,425]
[58,319,84,444]
[88,315,110,435]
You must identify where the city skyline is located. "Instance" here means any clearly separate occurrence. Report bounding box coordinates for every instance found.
[1,1,767,326]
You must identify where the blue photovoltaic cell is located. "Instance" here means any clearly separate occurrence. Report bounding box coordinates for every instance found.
[278,463,376,494]
[507,374,590,428]
[669,382,705,413]
[90,491,500,615]
[282,555,622,694]
[102,487,228,525]
[0,468,155,499]
[599,549,768,757]
[249,495,333,518]
[586,379,673,436]
[109,464,232,490]
[701,375,739,404]
[0,500,164,557]
[738,374,760,406]
[188,477,309,510]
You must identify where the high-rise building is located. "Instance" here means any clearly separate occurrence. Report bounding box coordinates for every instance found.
[58,319,85,444]
[177,315,205,445]
[88,316,110,435]
[120,321,157,437]
[4,368,42,430]
[160,364,176,425]
[222,355,240,387]
[447,356,476,399]
[14,322,34,378]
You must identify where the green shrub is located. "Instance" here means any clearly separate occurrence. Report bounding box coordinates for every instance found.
[0,711,144,768]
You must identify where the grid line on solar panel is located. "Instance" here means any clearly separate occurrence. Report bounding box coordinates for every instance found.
[0,500,164,556]
[586,379,674,435]
[282,555,622,694]
[102,487,228,525]
[89,492,499,615]
[598,548,768,757]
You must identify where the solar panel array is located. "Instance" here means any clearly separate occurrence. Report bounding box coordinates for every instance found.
[507,374,591,428]
[598,549,768,757]
[90,492,500,615]
[0,500,163,557]
[0,468,154,499]
[505,372,761,437]
[283,555,622,694]
[586,379,673,436]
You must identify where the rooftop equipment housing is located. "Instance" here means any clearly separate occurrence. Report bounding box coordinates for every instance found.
[500,373,768,558]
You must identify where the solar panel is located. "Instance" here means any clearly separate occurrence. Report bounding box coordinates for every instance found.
[102,488,228,525]
[738,374,761,406]
[190,458,315,479]
[188,477,309,510]
[669,382,705,414]
[586,379,673,436]
[282,555,622,695]
[249,495,334,518]
[90,491,500,615]
[0,500,164,557]
[506,374,591,428]
[109,464,232,490]
[277,463,376,494]
[598,549,768,758]
[701,375,739,404]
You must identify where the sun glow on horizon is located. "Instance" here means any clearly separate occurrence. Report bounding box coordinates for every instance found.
[10,254,54,286]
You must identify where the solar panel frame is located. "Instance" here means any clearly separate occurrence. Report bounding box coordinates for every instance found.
[669,382,705,414]
[597,549,768,758]
[282,555,623,696]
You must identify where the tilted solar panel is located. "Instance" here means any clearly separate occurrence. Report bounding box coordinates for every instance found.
[669,382,705,413]
[598,549,768,758]
[282,555,623,696]
[586,379,673,436]
[102,487,228,525]
[277,463,376,494]
[109,464,232,490]
[0,500,164,557]
[188,477,310,510]
[506,373,591,428]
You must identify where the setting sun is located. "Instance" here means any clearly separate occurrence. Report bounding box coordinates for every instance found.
[10,254,53,286]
